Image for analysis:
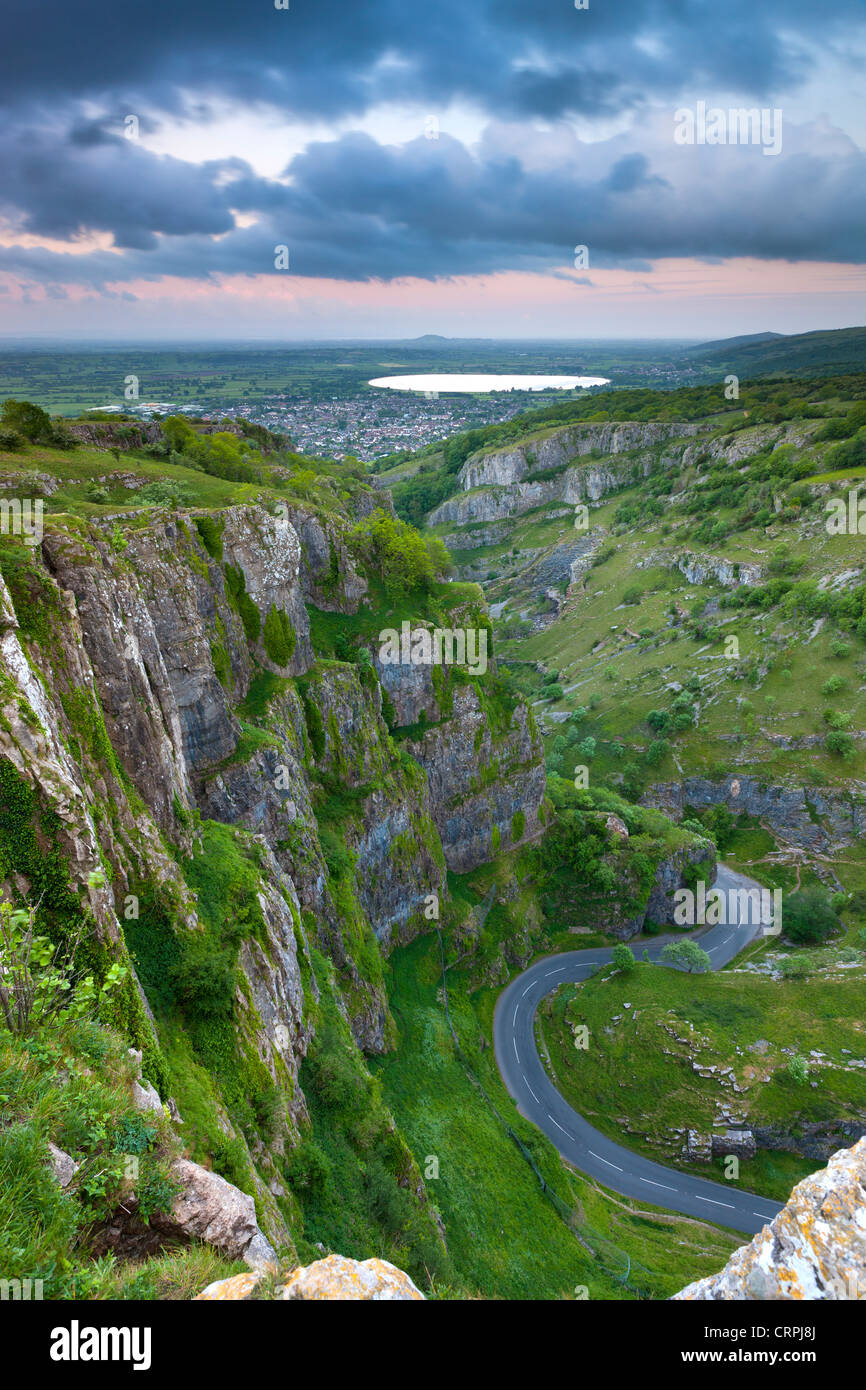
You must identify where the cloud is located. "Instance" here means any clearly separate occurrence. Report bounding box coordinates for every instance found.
[1,0,863,123]
[0,116,863,293]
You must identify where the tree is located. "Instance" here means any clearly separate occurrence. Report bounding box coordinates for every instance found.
[611,943,635,973]
[781,888,839,945]
[0,399,54,442]
[349,508,450,598]
[660,940,711,973]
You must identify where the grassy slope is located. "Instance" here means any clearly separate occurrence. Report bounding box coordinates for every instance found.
[374,932,745,1299]
[539,959,866,1204]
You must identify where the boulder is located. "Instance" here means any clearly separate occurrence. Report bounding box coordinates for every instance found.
[159,1159,278,1271]
[281,1255,423,1301]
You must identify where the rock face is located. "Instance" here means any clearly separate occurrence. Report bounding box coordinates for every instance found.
[643,775,866,854]
[406,684,546,872]
[0,479,544,1263]
[429,421,702,526]
[673,1138,866,1300]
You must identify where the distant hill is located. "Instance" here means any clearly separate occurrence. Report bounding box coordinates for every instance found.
[686,331,783,353]
[686,326,866,379]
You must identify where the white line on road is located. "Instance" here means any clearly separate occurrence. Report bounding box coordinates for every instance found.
[696,1196,735,1209]
[641,1178,678,1192]
[588,1149,623,1172]
[547,1113,570,1137]
[513,1039,519,1063]
[521,984,534,998]
[524,1079,539,1104]
[512,1005,519,1027]
[545,968,567,977]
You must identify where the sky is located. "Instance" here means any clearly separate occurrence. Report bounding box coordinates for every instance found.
[0,0,864,341]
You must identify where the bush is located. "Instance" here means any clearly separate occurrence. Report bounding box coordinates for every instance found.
[0,427,24,451]
[223,562,261,644]
[262,606,297,666]
[826,730,854,757]
[611,943,635,972]
[0,399,54,443]
[195,515,224,561]
[781,888,839,944]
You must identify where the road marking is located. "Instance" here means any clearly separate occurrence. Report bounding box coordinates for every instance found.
[696,1196,735,1209]
[722,934,733,944]
[524,1080,539,1104]
[588,1149,623,1172]
[512,1005,519,1027]
[753,1211,773,1221]
[547,1113,570,1137]
[521,983,534,998]
[513,1039,519,1063]
[545,967,567,977]
[641,1178,677,1192]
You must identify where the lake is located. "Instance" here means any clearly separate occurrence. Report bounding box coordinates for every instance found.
[368,373,610,393]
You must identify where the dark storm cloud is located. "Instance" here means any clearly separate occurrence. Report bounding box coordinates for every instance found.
[0,0,863,288]
[1,0,863,120]
[1,126,864,291]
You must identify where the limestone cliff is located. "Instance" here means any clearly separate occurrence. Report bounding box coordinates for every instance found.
[0,473,546,1260]
[428,420,703,527]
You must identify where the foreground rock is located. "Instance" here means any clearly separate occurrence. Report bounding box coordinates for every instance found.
[196,1254,424,1301]
[673,1138,866,1299]
[158,1159,278,1272]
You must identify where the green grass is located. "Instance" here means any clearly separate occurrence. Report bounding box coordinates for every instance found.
[539,959,866,1201]
[374,932,747,1299]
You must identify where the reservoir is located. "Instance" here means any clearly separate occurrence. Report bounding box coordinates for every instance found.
[368,373,610,392]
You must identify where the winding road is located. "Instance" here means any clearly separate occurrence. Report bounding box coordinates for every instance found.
[494,865,784,1235]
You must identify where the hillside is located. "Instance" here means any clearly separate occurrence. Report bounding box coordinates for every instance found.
[686,327,866,379]
[2,381,865,1303]
[404,372,866,1210]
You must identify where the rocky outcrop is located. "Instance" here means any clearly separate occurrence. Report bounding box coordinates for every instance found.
[643,775,866,854]
[157,1159,278,1272]
[681,418,823,471]
[459,421,702,491]
[673,1138,866,1300]
[608,838,717,941]
[196,1254,424,1301]
[429,421,702,526]
[636,549,763,588]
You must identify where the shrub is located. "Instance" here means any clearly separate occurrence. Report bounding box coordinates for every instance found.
[0,399,54,442]
[826,730,854,757]
[611,943,635,972]
[195,515,224,561]
[223,563,261,644]
[781,888,839,944]
[262,606,297,666]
